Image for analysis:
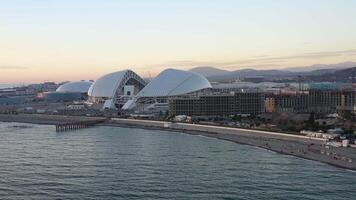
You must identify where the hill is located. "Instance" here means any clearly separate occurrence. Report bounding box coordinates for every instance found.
[306,67,356,82]
[189,66,230,77]
[189,62,356,82]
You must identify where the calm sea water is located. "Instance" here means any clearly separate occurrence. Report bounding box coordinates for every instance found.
[0,122,355,200]
[0,84,23,89]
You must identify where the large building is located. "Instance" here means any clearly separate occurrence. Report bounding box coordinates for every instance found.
[0,96,28,105]
[56,81,93,94]
[40,92,83,102]
[169,92,265,116]
[122,68,212,113]
[267,83,356,114]
[88,70,146,109]
[272,93,309,113]
[38,81,93,102]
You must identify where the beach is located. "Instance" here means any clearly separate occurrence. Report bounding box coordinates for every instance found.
[0,114,355,170]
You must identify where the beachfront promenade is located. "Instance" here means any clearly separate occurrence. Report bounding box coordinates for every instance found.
[110,118,327,143]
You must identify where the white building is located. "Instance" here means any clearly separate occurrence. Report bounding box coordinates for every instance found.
[88,70,146,109]
[123,68,212,113]
[56,81,93,94]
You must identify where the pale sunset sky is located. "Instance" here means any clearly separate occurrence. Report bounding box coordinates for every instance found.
[1,0,356,83]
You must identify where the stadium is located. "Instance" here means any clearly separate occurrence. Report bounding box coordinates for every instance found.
[88,68,212,112]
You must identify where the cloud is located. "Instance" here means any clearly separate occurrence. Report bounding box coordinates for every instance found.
[0,65,28,70]
[252,55,270,58]
[261,49,356,61]
[149,49,356,70]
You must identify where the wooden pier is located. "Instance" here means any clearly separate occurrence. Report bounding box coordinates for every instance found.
[56,119,106,132]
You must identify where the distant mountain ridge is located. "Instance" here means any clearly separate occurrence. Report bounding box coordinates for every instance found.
[189,62,356,82]
[284,61,356,72]
[189,66,229,77]
[306,67,356,82]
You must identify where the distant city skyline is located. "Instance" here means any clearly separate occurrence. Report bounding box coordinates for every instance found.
[1,0,356,83]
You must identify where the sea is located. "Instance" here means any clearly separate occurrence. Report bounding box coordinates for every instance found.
[0,122,355,200]
[0,84,24,89]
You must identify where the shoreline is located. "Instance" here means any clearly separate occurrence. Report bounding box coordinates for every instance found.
[101,122,348,170]
[103,120,356,171]
[1,114,355,171]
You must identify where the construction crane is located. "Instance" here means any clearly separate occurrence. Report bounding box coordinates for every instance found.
[297,75,304,92]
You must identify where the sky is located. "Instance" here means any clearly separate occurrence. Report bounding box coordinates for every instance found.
[1,0,356,83]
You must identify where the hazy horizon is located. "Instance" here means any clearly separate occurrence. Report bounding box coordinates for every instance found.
[1,60,355,85]
[1,0,356,83]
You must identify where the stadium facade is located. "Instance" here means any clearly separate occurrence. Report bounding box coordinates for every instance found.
[88,70,147,109]
[87,68,212,112]
[122,68,212,113]
[56,81,93,94]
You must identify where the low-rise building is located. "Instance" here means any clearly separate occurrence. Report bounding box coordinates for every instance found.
[67,103,86,110]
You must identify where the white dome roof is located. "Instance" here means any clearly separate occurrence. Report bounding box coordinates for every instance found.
[137,68,212,97]
[56,81,92,93]
[88,70,146,98]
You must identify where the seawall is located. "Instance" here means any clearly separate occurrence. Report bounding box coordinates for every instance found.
[0,114,106,125]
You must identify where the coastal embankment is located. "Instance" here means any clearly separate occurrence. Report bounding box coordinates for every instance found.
[0,114,106,125]
[0,114,355,170]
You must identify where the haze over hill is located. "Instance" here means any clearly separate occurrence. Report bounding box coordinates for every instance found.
[189,61,356,82]
[189,66,230,77]
[284,61,356,72]
[306,67,356,82]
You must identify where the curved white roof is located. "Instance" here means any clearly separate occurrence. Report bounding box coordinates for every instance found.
[137,68,212,97]
[88,70,146,98]
[56,81,93,93]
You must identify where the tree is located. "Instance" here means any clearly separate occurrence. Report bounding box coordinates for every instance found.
[306,112,317,131]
